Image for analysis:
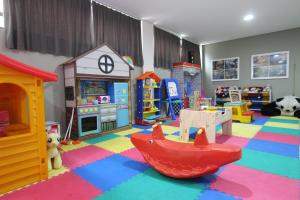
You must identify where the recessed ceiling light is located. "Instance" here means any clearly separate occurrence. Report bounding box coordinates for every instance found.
[243,14,254,21]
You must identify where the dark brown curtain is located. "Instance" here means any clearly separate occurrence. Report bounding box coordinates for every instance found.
[154,26,180,68]
[181,39,200,64]
[93,2,143,66]
[4,0,92,57]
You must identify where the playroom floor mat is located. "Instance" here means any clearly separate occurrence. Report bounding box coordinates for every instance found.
[1,114,299,200]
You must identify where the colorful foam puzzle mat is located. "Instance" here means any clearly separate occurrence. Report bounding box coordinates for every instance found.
[1,113,299,200]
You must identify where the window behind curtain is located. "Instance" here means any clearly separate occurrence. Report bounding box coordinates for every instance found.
[181,39,200,64]
[154,26,180,69]
[0,0,4,27]
[93,2,144,67]
[4,0,92,57]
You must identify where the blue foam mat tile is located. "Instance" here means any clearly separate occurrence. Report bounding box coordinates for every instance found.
[132,124,152,130]
[245,138,299,158]
[251,117,269,125]
[197,189,241,200]
[135,130,153,135]
[173,131,180,136]
[74,154,149,191]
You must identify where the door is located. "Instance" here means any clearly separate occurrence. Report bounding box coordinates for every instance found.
[117,108,129,128]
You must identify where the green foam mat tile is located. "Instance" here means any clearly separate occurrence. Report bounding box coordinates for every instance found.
[85,134,120,144]
[264,121,300,130]
[260,126,300,136]
[268,118,299,124]
[94,169,206,200]
[235,149,300,180]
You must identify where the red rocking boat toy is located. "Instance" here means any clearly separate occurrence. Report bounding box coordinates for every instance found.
[131,122,242,178]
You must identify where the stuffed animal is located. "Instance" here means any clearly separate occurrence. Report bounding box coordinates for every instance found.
[261,96,300,118]
[47,129,62,171]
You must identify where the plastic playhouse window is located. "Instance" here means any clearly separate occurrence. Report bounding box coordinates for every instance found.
[0,83,30,137]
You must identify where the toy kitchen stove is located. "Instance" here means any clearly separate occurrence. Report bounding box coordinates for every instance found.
[77,104,117,137]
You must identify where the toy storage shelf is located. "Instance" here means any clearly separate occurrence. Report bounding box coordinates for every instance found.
[136,72,161,125]
[215,86,272,111]
[143,99,160,102]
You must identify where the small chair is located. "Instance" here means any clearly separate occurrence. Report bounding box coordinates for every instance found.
[229,90,242,103]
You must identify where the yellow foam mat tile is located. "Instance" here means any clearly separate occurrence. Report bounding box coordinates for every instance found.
[264,121,300,130]
[95,137,134,153]
[48,166,69,178]
[114,128,143,136]
[232,123,262,138]
[271,116,298,120]
[148,125,180,135]
[62,141,89,152]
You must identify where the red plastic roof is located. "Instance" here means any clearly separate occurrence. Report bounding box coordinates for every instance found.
[0,53,58,82]
[136,71,161,82]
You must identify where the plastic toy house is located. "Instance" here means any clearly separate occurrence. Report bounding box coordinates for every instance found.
[60,44,133,140]
[0,54,57,194]
[136,71,161,125]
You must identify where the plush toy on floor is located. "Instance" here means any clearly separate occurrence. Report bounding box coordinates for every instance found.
[261,96,300,118]
[47,129,63,171]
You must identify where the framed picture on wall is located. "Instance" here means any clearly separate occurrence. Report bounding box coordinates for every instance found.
[211,57,239,81]
[251,51,289,79]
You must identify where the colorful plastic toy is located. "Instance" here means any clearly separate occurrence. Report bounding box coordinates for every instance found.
[0,53,57,194]
[224,102,254,123]
[136,72,161,125]
[131,122,241,178]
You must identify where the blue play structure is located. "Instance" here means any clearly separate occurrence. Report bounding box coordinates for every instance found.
[136,72,162,125]
[161,78,183,120]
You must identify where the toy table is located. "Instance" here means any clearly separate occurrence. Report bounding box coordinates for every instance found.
[179,108,232,143]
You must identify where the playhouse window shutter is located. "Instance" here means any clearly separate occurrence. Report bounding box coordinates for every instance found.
[93,2,144,67]
[4,0,92,57]
[181,39,201,64]
[154,26,180,69]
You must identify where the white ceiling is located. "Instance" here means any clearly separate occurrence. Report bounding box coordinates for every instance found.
[95,0,300,44]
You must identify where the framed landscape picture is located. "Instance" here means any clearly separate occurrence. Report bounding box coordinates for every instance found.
[211,57,239,81]
[251,51,289,79]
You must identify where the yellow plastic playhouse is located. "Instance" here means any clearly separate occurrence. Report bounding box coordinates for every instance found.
[0,54,57,194]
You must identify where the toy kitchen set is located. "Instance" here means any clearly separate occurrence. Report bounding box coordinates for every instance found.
[61,44,133,140]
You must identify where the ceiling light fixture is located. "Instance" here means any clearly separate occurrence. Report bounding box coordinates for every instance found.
[243,14,254,21]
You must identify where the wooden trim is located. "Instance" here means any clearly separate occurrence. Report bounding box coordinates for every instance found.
[128,79,132,125]
[59,43,134,70]
[76,73,130,80]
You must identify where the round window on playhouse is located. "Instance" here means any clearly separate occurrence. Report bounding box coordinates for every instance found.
[98,55,114,74]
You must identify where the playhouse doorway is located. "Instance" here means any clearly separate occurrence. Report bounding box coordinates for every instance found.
[0,83,30,137]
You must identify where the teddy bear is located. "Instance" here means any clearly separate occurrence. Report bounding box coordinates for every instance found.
[261,96,300,118]
[47,129,62,171]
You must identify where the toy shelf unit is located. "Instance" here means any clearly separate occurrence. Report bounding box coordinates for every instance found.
[215,86,272,111]
[61,44,133,140]
[136,71,161,126]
